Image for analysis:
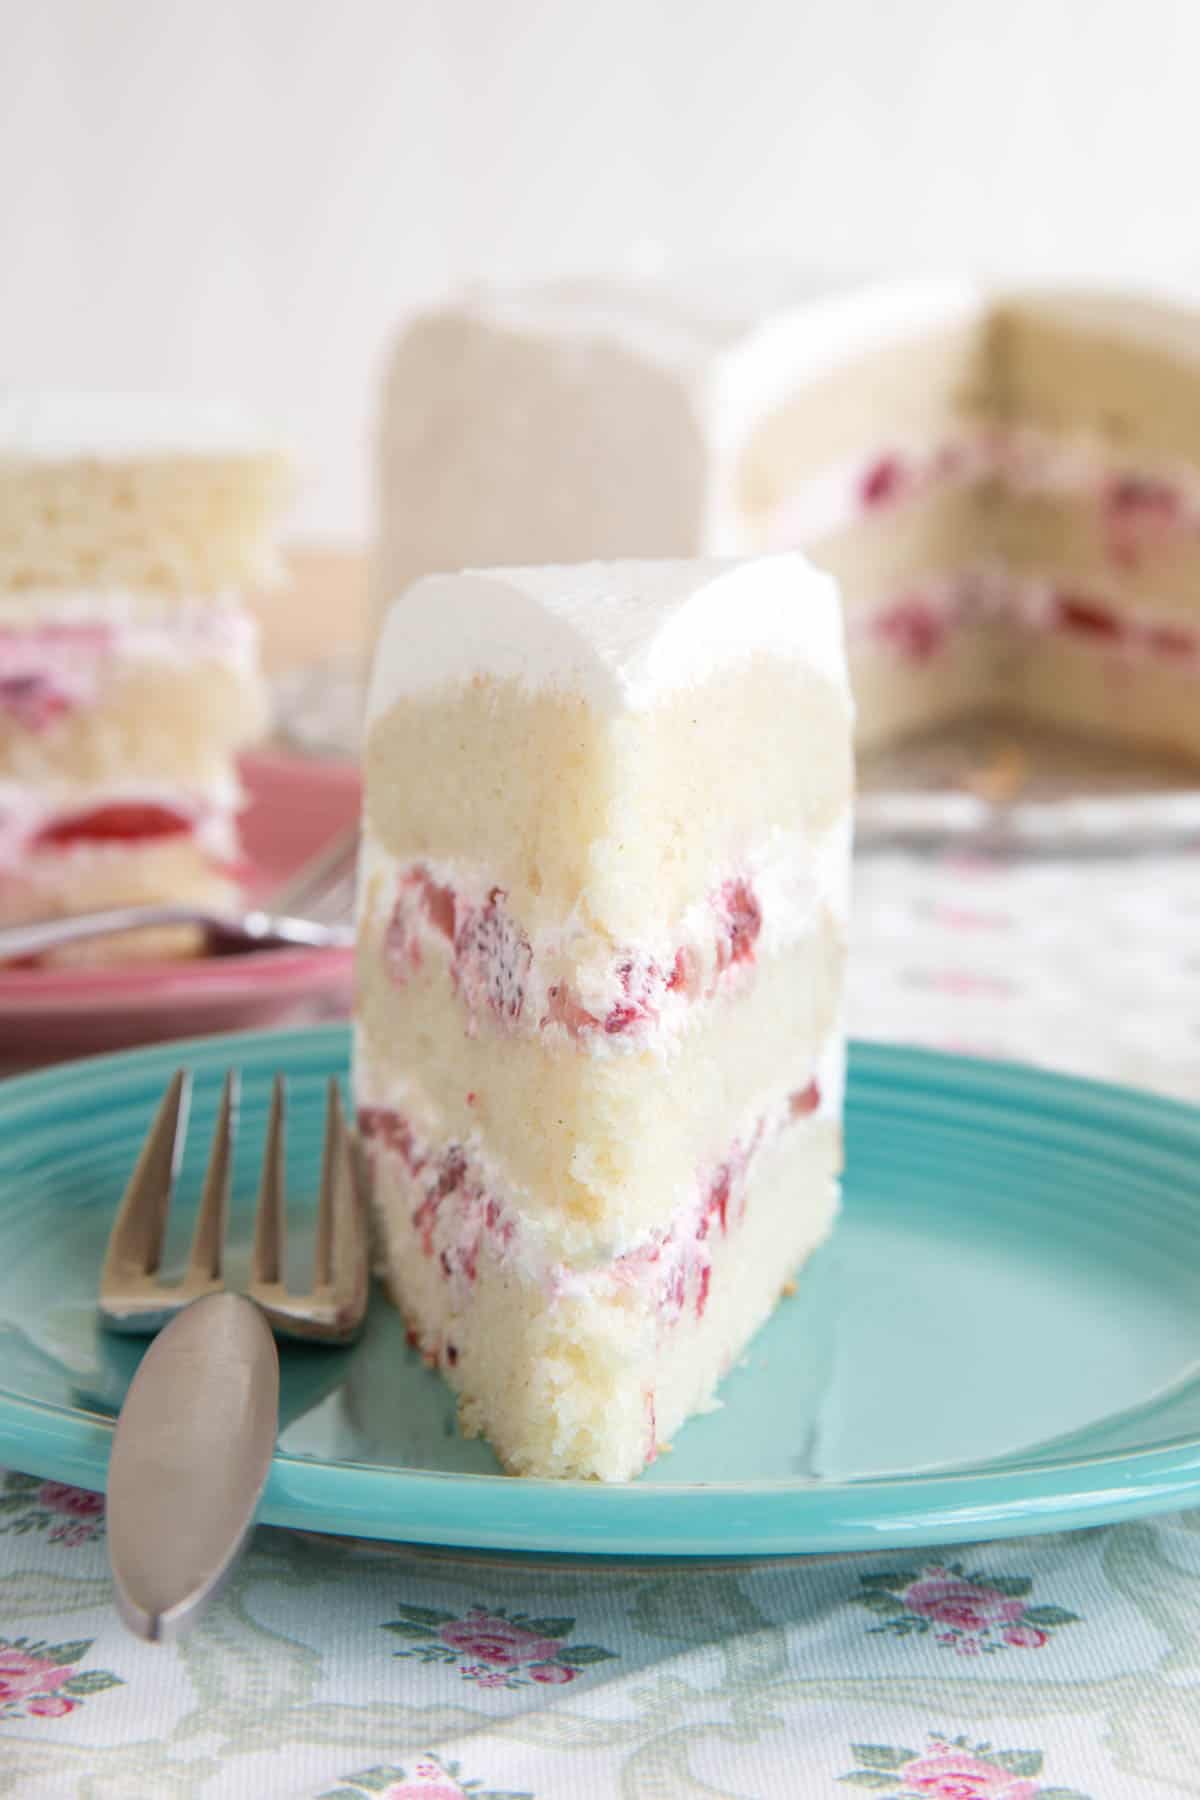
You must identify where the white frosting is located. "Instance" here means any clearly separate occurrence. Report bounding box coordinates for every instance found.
[0,391,281,462]
[368,554,849,721]
[0,593,259,676]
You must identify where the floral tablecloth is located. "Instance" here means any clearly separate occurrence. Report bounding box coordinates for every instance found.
[4,844,1200,1798]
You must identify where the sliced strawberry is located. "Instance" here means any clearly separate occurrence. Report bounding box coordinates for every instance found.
[716,878,762,971]
[789,1080,821,1118]
[1054,594,1122,639]
[1145,622,1195,659]
[34,801,193,850]
[859,455,905,508]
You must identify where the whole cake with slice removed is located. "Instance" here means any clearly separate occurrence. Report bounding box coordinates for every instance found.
[0,394,290,952]
[376,277,1200,762]
[355,554,853,1481]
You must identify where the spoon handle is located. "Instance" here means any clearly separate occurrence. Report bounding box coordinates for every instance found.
[107,1293,279,1642]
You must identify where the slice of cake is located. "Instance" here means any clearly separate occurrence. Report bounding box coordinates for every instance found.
[355,554,853,1481]
[374,276,1200,764]
[0,395,290,948]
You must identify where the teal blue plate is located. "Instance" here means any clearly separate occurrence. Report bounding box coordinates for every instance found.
[1,1023,1199,1557]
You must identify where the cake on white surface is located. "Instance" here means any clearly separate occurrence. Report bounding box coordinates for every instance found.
[0,396,290,950]
[376,276,1200,762]
[355,554,853,1482]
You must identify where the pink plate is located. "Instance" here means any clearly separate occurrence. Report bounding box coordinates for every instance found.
[0,751,360,1065]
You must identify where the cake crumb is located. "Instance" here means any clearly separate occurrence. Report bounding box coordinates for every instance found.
[964,742,1029,805]
[781,1278,798,1297]
[658,1440,673,1454]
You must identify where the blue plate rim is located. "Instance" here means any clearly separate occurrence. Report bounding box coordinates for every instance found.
[0,1022,1198,1557]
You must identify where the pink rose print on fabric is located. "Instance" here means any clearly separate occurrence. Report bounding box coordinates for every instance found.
[27,1693,77,1718]
[0,1636,122,1722]
[381,1601,616,1691]
[852,1561,1080,1657]
[901,1747,1037,1798]
[0,1471,104,1547]
[904,1577,1026,1632]
[528,1661,576,1684]
[0,1648,72,1703]
[438,1611,563,1668]
[838,1736,1091,1798]
[317,1754,532,1799]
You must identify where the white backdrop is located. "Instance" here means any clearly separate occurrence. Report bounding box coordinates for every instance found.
[3,0,1198,542]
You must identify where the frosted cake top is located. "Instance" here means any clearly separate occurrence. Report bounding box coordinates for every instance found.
[0,392,282,461]
[368,554,850,718]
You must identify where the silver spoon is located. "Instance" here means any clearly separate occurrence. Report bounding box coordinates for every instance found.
[106,1292,279,1642]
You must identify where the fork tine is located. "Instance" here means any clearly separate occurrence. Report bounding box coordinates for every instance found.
[313,1079,340,1290]
[102,1070,191,1290]
[252,1075,286,1290]
[184,1071,236,1294]
[328,1099,369,1335]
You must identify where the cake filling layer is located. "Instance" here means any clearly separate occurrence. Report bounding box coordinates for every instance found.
[0,600,258,733]
[849,572,1200,669]
[0,779,240,874]
[358,815,849,1053]
[762,425,1200,555]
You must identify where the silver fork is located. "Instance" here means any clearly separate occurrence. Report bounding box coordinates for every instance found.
[100,1069,369,1344]
[0,823,358,962]
[103,1068,370,1641]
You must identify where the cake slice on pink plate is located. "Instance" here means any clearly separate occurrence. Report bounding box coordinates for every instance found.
[355,554,853,1481]
[0,394,290,957]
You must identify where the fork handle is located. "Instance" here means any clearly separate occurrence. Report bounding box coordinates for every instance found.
[0,905,218,961]
[107,1293,279,1641]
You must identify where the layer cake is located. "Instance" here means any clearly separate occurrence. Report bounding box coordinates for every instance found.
[0,395,290,948]
[355,554,853,1481]
[375,278,1200,761]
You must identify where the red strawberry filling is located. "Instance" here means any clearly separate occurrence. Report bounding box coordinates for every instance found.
[874,598,947,662]
[0,675,75,733]
[859,455,906,508]
[452,888,532,1023]
[384,868,766,1042]
[1054,594,1122,640]
[33,801,193,851]
[361,1074,821,1330]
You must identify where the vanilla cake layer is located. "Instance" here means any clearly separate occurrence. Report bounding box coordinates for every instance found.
[361,1059,841,1481]
[996,296,1200,464]
[0,828,235,945]
[366,656,851,944]
[0,395,291,593]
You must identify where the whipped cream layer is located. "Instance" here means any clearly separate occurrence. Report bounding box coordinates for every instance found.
[358,1026,842,1312]
[764,424,1200,555]
[852,572,1200,669]
[0,597,259,735]
[368,554,849,721]
[359,813,850,1054]
[0,776,241,872]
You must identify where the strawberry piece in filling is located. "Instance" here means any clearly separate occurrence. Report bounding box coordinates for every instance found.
[716,878,762,971]
[859,454,906,509]
[1053,594,1122,640]
[874,597,947,662]
[33,801,194,851]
